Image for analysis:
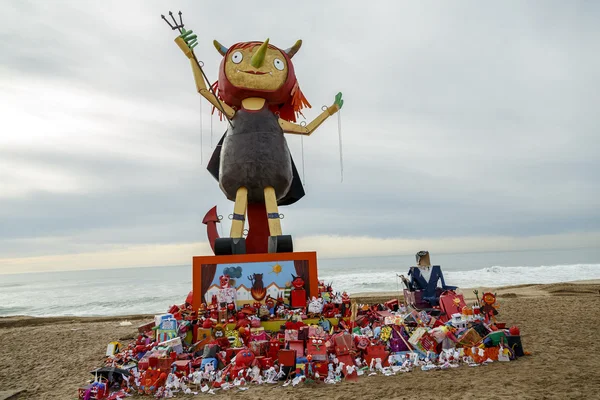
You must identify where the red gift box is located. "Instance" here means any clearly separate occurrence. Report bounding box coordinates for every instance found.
[355,336,370,351]
[138,358,149,370]
[138,321,155,334]
[148,356,158,368]
[278,349,296,367]
[289,340,305,358]
[173,360,190,375]
[313,361,329,376]
[336,354,355,373]
[334,333,356,356]
[364,344,390,367]
[385,299,399,311]
[157,357,172,372]
[249,340,269,356]
[256,356,274,369]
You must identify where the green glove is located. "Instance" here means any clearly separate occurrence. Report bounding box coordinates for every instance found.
[180,28,198,50]
[334,92,344,109]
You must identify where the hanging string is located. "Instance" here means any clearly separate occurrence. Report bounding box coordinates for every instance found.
[338,110,344,183]
[301,135,306,186]
[210,112,213,148]
[199,97,203,165]
[299,121,307,186]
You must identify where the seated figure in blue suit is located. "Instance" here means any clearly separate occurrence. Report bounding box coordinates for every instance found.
[407,251,457,306]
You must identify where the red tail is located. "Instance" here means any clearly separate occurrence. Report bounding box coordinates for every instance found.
[202,206,220,254]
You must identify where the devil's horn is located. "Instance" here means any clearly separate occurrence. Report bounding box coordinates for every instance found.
[285,40,302,58]
[213,40,229,56]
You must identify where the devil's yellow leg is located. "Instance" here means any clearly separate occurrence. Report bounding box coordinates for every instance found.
[230,187,248,238]
[264,187,283,236]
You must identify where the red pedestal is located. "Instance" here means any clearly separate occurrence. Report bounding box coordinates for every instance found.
[291,289,306,308]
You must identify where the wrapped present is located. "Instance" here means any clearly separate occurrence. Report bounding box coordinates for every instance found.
[278,349,296,367]
[157,329,177,343]
[157,357,172,372]
[257,356,274,369]
[158,337,183,354]
[138,321,155,334]
[483,331,507,347]
[457,328,482,347]
[334,333,356,356]
[154,313,174,328]
[173,360,191,375]
[308,325,327,339]
[439,292,467,322]
[289,340,305,358]
[298,326,310,341]
[138,357,149,370]
[284,329,298,342]
[408,327,428,347]
[419,331,437,352]
[159,317,177,331]
[364,344,390,367]
[389,337,410,352]
[249,340,269,356]
[250,327,267,341]
[355,336,370,351]
[193,327,212,351]
[385,299,399,311]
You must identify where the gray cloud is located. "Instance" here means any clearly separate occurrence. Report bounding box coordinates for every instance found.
[1,0,599,265]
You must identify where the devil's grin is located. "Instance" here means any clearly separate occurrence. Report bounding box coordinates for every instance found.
[237,69,272,75]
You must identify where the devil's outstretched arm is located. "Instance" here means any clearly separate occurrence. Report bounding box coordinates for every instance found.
[175,36,235,119]
[279,92,343,135]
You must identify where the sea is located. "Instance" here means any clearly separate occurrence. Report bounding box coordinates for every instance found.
[1,247,599,318]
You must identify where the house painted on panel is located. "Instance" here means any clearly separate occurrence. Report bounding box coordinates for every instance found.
[266,282,285,300]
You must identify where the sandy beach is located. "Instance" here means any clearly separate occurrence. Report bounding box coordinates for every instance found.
[1,281,599,400]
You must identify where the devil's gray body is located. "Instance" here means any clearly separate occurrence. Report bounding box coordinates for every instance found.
[217,107,293,203]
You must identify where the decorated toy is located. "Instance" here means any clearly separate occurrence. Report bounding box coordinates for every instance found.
[480,292,499,323]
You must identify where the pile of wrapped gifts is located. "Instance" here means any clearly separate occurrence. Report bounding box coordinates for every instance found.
[78,267,526,399]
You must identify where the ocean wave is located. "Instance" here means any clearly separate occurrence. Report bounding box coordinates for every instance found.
[322,263,600,294]
[1,261,598,317]
[0,282,26,288]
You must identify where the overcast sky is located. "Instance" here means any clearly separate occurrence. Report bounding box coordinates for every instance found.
[1,0,598,274]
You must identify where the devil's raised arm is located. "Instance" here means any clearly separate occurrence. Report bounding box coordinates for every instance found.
[279,103,340,136]
[175,37,235,119]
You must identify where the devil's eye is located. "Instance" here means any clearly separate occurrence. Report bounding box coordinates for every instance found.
[273,58,285,71]
[231,51,243,64]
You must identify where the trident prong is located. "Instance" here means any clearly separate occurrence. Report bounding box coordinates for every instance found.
[161,10,184,33]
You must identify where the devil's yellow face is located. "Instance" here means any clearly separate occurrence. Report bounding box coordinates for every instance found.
[224,44,288,91]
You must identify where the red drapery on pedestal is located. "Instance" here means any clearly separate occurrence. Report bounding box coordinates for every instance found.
[201,264,217,303]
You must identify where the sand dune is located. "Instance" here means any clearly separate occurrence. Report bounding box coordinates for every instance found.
[1,281,599,399]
